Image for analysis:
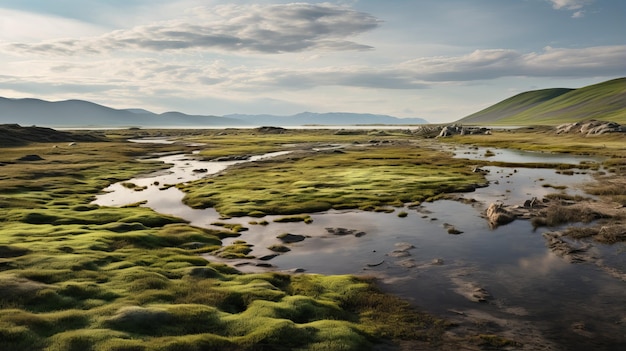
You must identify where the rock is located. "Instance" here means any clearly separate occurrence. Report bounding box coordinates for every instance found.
[556,120,625,136]
[443,223,463,235]
[267,245,291,253]
[486,203,516,227]
[192,168,208,173]
[437,124,492,138]
[388,250,411,258]
[259,254,279,261]
[366,260,385,267]
[431,258,444,265]
[388,242,415,257]
[255,126,286,134]
[325,227,366,237]
[277,233,306,243]
[17,154,44,161]
[397,259,417,268]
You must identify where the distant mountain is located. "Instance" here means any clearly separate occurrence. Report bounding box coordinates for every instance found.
[0,97,427,127]
[226,112,428,125]
[0,97,242,127]
[458,77,626,125]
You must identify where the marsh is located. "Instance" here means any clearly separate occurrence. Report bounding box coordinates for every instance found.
[93,129,625,350]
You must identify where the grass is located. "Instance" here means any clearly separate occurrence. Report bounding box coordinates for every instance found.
[1,130,469,350]
[180,144,487,217]
[459,77,626,125]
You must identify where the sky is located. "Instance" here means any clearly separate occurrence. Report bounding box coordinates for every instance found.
[0,0,624,123]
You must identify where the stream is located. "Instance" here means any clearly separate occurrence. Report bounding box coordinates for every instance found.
[93,141,625,350]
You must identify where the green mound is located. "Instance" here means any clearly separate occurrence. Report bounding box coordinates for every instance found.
[459,77,626,125]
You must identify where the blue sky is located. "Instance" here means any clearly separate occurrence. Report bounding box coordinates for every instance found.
[1,0,624,122]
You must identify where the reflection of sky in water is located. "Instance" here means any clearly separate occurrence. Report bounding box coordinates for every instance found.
[93,144,625,349]
[451,145,603,165]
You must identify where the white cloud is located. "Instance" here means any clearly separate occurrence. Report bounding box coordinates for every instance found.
[4,45,623,106]
[2,3,381,55]
[548,0,594,10]
[571,10,585,18]
[0,8,105,42]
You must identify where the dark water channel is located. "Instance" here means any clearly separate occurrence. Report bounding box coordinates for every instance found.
[94,142,625,350]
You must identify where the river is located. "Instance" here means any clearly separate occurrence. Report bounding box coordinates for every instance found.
[93,141,625,350]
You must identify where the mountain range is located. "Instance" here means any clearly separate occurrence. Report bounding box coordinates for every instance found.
[2,77,623,128]
[458,77,626,125]
[0,97,427,127]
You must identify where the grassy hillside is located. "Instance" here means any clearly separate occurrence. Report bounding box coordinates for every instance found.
[459,77,626,125]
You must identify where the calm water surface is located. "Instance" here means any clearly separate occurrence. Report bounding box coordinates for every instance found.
[93,142,625,350]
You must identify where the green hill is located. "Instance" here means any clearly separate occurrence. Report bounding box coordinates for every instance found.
[458,77,626,125]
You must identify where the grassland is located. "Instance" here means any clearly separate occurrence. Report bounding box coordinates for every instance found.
[181,145,486,217]
[4,124,623,350]
[459,77,626,125]
[1,130,494,350]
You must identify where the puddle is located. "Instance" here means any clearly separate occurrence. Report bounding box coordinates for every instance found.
[93,142,625,350]
[449,145,603,165]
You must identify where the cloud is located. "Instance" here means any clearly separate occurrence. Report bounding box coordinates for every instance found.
[403,45,626,82]
[548,0,593,10]
[3,3,380,55]
[236,45,626,90]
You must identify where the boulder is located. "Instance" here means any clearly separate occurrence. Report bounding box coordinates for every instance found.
[277,233,306,243]
[17,154,44,161]
[486,203,516,227]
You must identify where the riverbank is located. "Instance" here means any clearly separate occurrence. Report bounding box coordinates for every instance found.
[2,126,624,350]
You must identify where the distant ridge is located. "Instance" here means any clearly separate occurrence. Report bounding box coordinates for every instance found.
[0,97,244,127]
[226,112,428,125]
[0,97,427,127]
[458,77,626,125]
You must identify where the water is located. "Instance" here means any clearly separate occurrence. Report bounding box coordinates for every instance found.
[93,141,625,350]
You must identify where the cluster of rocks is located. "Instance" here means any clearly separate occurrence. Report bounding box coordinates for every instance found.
[485,197,548,228]
[436,124,492,138]
[325,227,366,237]
[555,120,625,135]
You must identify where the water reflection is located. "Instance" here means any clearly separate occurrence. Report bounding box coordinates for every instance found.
[93,144,625,350]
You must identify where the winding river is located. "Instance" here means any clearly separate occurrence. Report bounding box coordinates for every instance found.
[93,140,625,350]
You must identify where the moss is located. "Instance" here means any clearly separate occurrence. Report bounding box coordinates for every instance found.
[0,130,506,350]
[273,215,313,223]
[181,145,485,217]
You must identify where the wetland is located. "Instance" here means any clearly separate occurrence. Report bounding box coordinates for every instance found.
[1,125,625,350]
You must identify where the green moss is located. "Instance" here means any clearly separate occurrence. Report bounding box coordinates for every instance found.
[0,130,509,350]
[181,145,485,217]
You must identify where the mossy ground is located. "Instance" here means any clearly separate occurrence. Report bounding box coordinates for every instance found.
[180,142,487,217]
[1,131,466,350]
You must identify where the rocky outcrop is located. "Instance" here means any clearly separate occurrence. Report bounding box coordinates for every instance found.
[485,197,549,228]
[486,203,516,227]
[437,124,491,138]
[555,120,625,136]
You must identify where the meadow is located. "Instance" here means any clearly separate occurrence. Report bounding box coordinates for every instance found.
[0,130,485,351]
[1,126,623,350]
